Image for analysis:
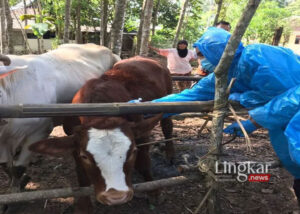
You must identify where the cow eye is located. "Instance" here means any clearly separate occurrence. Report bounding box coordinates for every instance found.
[79,152,89,160]
[81,155,88,159]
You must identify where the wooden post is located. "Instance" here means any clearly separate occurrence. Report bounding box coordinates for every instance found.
[0,176,192,204]
[206,0,261,213]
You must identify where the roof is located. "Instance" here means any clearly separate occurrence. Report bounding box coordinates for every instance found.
[11,7,35,30]
[11,0,35,10]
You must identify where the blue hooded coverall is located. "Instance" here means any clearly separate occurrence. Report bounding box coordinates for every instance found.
[154,27,300,181]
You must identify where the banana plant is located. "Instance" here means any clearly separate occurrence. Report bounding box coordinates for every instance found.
[20,14,55,39]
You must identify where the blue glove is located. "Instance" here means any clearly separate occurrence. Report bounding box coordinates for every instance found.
[229,93,241,102]
[223,120,257,137]
[128,98,143,103]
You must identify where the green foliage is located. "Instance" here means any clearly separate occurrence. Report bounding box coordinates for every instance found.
[19,14,36,21]
[151,28,174,48]
[287,0,300,15]
[9,0,21,6]
[30,23,49,38]
[11,0,296,49]
[180,0,205,45]
[221,0,291,44]
[157,0,180,29]
[21,13,55,39]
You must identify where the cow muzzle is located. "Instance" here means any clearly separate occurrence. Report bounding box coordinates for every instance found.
[96,188,134,205]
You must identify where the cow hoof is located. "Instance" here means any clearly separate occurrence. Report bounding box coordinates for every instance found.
[3,204,25,214]
[147,189,164,205]
[166,156,174,165]
[62,205,74,214]
[0,204,7,214]
[20,174,31,190]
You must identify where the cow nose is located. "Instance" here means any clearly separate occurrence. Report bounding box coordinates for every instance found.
[97,188,134,205]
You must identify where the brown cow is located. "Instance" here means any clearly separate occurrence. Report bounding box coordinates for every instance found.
[29,57,174,213]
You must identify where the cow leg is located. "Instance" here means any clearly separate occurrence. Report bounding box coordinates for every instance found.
[293,179,300,206]
[160,118,175,164]
[72,152,93,214]
[135,141,153,181]
[0,164,8,214]
[10,122,52,194]
[63,116,81,136]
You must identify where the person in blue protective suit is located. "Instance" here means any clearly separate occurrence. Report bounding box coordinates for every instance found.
[196,21,231,76]
[151,27,300,203]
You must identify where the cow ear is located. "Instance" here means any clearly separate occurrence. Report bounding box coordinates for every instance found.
[29,135,75,156]
[130,113,162,138]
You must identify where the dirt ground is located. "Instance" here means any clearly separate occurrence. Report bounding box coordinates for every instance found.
[0,116,300,214]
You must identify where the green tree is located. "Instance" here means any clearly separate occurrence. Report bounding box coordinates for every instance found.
[221,0,291,44]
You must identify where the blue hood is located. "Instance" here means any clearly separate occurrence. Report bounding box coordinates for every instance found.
[193,27,244,66]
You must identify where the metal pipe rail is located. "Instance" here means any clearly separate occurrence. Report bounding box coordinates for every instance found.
[0,101,246,118]
[0,101,214,118]
[171,76,203,81]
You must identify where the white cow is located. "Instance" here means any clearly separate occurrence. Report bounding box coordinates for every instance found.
[0,44,120,184]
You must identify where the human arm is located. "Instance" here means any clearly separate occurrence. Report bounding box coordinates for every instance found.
[148,45,170,57]
[225,85,300,137]
[153,73,216,102]
[148,45,160,53]
[249,85,300,130]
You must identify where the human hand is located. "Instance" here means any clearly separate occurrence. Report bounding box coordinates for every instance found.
[128,98,143,103]
[229,93,241,102]
[223,120,257,137]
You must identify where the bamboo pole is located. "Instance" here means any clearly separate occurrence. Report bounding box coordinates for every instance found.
[207,0,261,213]
[0,176,190,204]
[0,101,245,118]
[171,76,203,81]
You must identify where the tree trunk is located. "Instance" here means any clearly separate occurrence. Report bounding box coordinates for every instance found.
[63,0,72,43]
[213,0,223,26]
[0,0,7,54]
[181,6,190,40]
[75,0,82,43]
[110,0,127,55]
[206,0,261,213]
[36,0,44,53]
[139,0,154,56]
[22,0,28,53]
[135,0,147,55]
[151,0,160,36]
[172,0,189,48]
[100,0,108,46]
[3,0,13,53]
[272,26,283,46]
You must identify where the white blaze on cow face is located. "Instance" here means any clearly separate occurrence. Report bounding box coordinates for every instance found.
[86,128,131,191]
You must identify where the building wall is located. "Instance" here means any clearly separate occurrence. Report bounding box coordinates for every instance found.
[286,29,300,55]
[12,29,136,54]
[14,39,54,53]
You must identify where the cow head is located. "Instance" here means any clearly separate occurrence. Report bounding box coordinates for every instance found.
[29,114,162,205]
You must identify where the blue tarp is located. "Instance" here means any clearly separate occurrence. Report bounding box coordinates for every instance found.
[153,27,300,178]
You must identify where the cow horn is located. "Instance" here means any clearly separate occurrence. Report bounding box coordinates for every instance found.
[0,54,11,66]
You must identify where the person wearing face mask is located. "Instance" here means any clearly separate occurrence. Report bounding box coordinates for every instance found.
[148,40,197,91]
[197,21,231,76]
